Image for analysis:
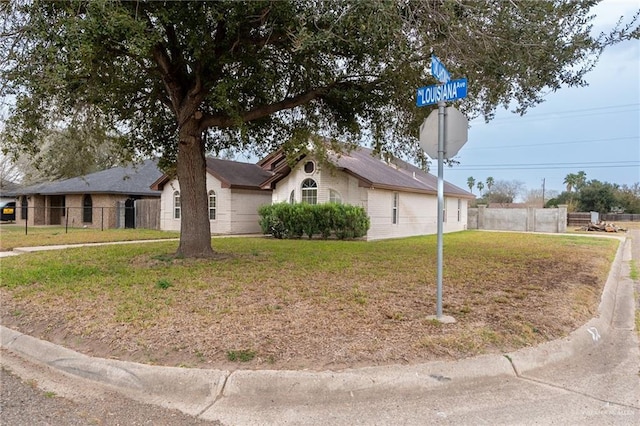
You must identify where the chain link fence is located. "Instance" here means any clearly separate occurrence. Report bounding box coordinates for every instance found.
[10,199,160,234]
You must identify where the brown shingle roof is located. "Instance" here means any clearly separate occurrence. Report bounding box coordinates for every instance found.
[152,157,273,191]
[330,147,473,198]
[205,157,273,189]
[260,146,473,198]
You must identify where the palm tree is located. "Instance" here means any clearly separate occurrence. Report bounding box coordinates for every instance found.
[575,171,587,191]
[486,176,494,191]
[477,181,485,194]
[564,173,578,192]
[467,176,476,193]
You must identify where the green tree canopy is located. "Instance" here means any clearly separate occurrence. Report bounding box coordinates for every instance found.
[613,183,640,214]
[577,180,617,214]
[1,1,637,257]
[1,107,131,184]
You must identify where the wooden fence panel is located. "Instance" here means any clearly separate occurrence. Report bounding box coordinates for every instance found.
[603,213,640,222]
[567,212,591,227]
[135,199,160,230]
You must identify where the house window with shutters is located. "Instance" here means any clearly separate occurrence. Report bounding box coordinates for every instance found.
[392,192,399,224]
[209,190,217,220]
[443,197,447,223]
[173,191,181,219]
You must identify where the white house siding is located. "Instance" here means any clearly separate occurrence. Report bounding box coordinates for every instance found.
[226,189,272,234]
[205,174,232,234]
[366,190,468,241]
[159,179,181,232]
[159,176,270,234]
[272,160,367,207]
[271,161,469,241]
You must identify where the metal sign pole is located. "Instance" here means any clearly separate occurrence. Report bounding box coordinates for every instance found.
[436,100,446,319]
[417,54,466,324]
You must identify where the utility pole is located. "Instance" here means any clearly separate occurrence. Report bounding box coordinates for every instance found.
[542,178,546,208]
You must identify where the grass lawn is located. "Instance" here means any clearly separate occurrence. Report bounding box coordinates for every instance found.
[0,231,620,371]
[0,224,179,251]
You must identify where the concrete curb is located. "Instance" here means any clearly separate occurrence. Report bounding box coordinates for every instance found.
[0,327,228,416]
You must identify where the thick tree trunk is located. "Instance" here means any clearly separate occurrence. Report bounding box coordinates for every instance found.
[175,118,214,258]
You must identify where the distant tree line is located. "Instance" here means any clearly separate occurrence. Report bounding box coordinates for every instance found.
[546,171,640,214]
[466,172,640,214]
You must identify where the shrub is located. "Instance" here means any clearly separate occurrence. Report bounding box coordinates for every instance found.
[258,203,289,239]
[258,202,370,240]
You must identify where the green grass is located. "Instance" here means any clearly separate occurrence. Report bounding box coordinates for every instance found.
[0,232,617,307]
[0,225,178,251]
[630,260,638,281]
[0,230,620,367]
[227,349,256,362]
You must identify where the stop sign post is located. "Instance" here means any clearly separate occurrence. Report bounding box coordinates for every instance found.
[417,55,469,323]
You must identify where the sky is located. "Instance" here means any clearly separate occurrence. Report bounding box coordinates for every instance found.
[442,0,640,199]
[1,1,637,197]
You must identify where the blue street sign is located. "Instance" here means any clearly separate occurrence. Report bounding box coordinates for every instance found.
[416,78,468,107]
[431,55,450,83]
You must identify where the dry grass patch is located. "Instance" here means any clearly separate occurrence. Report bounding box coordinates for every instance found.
[0,232,619,371]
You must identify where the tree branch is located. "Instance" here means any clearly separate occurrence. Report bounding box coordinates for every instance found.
[200,87,328,129]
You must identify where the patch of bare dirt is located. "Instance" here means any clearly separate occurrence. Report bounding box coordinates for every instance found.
[0,242,615,372]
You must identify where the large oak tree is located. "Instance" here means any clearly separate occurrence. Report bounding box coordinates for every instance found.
[1,0,637,257]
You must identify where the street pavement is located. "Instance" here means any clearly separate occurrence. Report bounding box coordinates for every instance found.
[1,231,639,425]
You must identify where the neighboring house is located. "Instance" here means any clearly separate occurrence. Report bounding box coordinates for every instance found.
[151,157,273,234]
[259,146,474,241]
[13,159,162,229]
[0,179,20,205]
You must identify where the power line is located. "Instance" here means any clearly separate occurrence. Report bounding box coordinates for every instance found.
[463,136,638,150]
[458,160,637,167]
[452,163,640,171]
[469,102,640,124]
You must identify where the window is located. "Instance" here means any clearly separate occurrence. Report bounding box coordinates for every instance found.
[83,194,93,223]
[289,190,295,204]
[443,197,447,223]
[457,199,462,222]
[392,192,399,224]
[20,196,28,220]
[208,190,217,220]
[329,189,342,204]
[173,191,181,219]
[301,178,318,204]
[304,161,315,173]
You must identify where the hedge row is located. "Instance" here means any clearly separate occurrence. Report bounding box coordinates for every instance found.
[258,202,370,240]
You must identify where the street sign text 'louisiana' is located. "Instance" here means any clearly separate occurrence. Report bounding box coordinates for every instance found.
[416,78,468,107]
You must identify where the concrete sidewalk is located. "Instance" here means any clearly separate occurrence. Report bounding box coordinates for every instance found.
[1,233,638,425]
[0,234,267,257]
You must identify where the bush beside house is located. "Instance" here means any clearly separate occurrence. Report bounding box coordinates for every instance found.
[259,202,370,240]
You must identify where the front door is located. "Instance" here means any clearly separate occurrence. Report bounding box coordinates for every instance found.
[125,198,135,228]
[49,196,65,225]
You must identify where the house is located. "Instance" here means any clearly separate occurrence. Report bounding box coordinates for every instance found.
[154,146,474,239]
[151,157,274,234]
[259,146,474,240]
[0,180,20,210]
[12,159,162,229]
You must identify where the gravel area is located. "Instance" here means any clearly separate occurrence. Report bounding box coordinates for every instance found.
[0,351,221,426]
